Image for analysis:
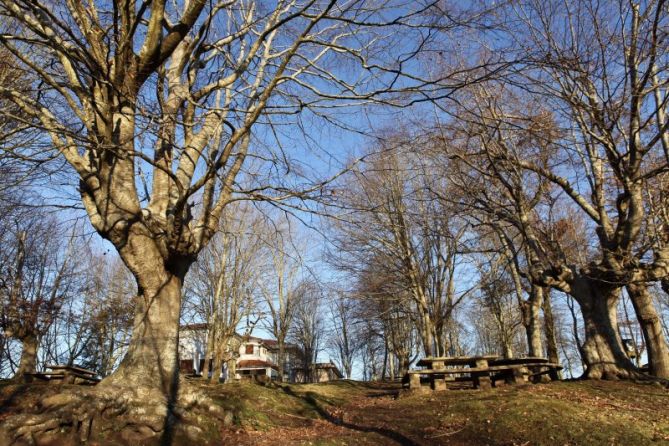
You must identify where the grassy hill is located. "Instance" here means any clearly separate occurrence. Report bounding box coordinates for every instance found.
[1,378,668,445]
[200,378,669,445]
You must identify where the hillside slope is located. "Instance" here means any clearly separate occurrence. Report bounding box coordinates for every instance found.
[1,379,667,445]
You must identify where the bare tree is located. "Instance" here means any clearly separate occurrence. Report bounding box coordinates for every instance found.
[79,258,136,377]
[0,215,76,381]
[260,221,304,382]
[0,0,467,438]
[290,282,324,383]
[497,0,669,378]
[329,143,470,357]
[186,203,264,382]
[327,290,360,379]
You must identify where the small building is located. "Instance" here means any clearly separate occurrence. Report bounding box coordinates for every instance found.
[235,336,281,379]
[178,324,303,381]
[292,362,343,383]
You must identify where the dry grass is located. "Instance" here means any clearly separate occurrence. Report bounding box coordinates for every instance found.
[1,378,668,445]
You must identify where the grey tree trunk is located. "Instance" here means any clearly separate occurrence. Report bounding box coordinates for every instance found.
[101,232,189,403]
[572,281,634,379]
[626,282,669,379]
[542,289,560,365]
[522,285,544,357]
[277,341,286,382]
[15,333,39,382]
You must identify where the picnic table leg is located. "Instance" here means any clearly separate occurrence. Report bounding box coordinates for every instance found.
[472,372,492,390]
[432,374,447,391]
[474,359,492,390]
[549,367,561,381]
[63,371,76,384]
[511,367,527,384]
[432,362,447,391]
[409,373,421,390]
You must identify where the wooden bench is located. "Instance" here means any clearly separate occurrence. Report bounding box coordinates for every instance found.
[42,365,101,385]
[407,366,517,390]
[406,361,563,391]
[24,372,66,383]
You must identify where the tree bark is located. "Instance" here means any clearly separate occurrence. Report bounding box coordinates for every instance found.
[572,281,634,379]
[210,346,223,383]
[626,282,669,379]
[523,286,544,357]
[542,288,560,365]
[277,340,286,382]
[15,333,39,382]
[201,326,215,379]
[101,231,189,404]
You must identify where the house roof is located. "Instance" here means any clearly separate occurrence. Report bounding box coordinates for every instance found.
[249,336,278,346]
[237,359,278,370]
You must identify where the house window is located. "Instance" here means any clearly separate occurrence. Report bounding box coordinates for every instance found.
[245,344,254,355]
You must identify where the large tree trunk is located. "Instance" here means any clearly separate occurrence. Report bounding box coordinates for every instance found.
[14,333,39,382]
[418,311,436,357]
[542,288,560,365]
[626,282,669,379]
[522,285,544,357]
[277,340,286,382]
[101,230,189,405]
[210,345,223,383]
[572,280,634,379]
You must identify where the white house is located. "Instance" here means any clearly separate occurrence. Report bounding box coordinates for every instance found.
[178,324,343,382]
[178,324,306,381]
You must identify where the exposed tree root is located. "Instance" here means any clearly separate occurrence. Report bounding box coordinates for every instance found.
[582,364,669,388]
[0,381,232,446]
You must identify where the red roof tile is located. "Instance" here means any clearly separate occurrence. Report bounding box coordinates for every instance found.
[237,359,278,370]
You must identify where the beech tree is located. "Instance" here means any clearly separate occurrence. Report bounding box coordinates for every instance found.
[290,282,324,382]
[0,0,466,440]
[497,0,669,378]
[327,290,360,379]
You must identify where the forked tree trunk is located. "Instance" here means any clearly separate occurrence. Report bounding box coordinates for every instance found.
[15,333,39,382]
[572,281,634,379]
[626,282,669,379]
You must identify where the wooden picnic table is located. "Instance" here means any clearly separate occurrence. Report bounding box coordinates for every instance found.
[406,356,562,392]
[26,365,100,385]
[416,355,500,368]
[412,356,500,391]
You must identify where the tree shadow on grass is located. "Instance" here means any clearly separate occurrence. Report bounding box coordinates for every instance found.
[280,385,422,446]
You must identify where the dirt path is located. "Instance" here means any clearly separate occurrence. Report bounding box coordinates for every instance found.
[220,385,423,446]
